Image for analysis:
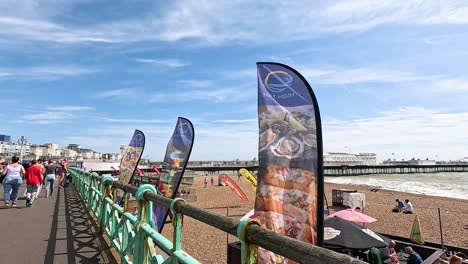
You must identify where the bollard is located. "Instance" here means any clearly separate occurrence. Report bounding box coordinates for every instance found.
[99,175,114,233]
[134,184,157,264]
[237,218,259,264]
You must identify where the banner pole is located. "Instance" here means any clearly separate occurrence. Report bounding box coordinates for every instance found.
[438,208,444,249]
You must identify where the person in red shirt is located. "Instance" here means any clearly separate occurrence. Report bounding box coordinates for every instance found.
[24,159,43,207]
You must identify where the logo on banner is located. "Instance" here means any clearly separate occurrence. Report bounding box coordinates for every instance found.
[264,71,293,93]
[175,122,190,135]
[264,70,295,99]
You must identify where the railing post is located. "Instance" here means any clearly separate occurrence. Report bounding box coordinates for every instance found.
[88,172,99,208]
[134,184,157,264]
[237,218,259,264]
[170,198,186,263]
[99,175,114,233]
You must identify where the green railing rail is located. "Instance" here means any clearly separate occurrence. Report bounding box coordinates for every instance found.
[69,167,365,264]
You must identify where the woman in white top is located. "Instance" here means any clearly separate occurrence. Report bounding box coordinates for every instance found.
[1,156,26,207]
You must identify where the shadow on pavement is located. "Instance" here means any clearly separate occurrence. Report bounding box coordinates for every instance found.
[44,186,117,264]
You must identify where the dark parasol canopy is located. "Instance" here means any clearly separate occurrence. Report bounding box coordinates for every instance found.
[324,217,389,250]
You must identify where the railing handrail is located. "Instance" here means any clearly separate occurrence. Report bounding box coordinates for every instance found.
[70,167,366,264]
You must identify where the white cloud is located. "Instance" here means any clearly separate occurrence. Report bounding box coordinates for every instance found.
[0,65,96,80]
[2,1,468,45]
[212,119,257,123]
[323,107,468,160]
[149,87,254,103]
[435,78,468,91]
[15,111,75,124]
[134,58,189,68]
[46,106,94,111]
[179,79,213,88]
[92,88,135,99]
[64,121,259,160]
[301,66,439,85]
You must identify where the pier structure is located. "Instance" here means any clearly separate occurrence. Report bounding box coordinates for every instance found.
[323,164,468,176]
[91,164,468,177]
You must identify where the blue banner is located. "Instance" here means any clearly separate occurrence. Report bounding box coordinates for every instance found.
[255,62,324,263]
[153,117,194,232]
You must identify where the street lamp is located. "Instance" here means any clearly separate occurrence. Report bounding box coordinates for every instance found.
[17,136,27,163]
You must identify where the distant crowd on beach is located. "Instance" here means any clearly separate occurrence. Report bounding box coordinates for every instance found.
[0,156,68,208]
[392,198,414,214]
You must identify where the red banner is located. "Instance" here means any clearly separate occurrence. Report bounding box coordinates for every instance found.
[218,174,249,202]
[135,167,145,176]
[152,166,161,175]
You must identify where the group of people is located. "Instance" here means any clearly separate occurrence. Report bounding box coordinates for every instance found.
[0,156,68,208]
[204,174,214,187]
[392,198,414,214]
[368,240,424,264]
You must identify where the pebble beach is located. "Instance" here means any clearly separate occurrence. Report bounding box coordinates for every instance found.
[161,173,468,263]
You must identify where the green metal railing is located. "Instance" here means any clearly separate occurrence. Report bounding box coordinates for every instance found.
[69,167,365,264]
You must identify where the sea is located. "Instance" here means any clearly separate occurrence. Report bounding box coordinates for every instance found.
[325,172,468,200]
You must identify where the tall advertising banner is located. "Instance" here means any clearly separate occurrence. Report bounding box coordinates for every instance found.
[218,174,249,202]
[117,130,146,203]
[239,168,257,191]
[256,62,324,263]
[153,117,194,232]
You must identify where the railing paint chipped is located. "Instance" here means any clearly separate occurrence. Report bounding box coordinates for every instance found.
[69,167,366,264]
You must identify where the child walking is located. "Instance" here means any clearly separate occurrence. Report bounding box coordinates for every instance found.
[24,159,43,207]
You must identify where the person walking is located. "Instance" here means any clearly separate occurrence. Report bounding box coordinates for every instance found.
[44,160,57,197]
[58,159,68,187]
[24,159,43,207]
[34,158,46,198]
[1,156,26,208]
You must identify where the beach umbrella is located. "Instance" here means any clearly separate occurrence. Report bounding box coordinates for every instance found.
[328,208,377,223]
[324,217,388,250]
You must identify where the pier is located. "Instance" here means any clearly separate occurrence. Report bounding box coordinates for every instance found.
[324,164,468,176]
[91,164,468,177]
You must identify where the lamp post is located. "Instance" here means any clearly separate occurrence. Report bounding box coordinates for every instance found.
[18,136,27,163]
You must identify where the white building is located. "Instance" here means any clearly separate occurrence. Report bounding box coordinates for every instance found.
[324,152,377,166]
[63,149,78,159]
[0,142,31,157]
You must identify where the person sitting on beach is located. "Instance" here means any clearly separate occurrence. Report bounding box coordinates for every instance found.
[403,199,414,214]
[389,255,400,264]
[380,240,397,259]
[368,247,383,264]
[405,247,422,264]
[449,255,463,264]
[393,199,405,212]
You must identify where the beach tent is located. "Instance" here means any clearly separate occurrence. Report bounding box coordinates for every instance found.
[328,208,377,223]
[410,215,425,245]
[324,217,389,250]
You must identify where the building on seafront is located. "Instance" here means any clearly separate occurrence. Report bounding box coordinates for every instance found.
[324,152,377,166]
[382,158,436,166]
[0,135,119,162]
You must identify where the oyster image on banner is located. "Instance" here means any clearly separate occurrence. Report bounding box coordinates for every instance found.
[270,135,304,159]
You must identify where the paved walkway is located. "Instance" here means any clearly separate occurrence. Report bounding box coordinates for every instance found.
[0,184,117,264]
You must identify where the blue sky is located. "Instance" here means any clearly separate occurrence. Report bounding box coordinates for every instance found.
[2,0,468,161]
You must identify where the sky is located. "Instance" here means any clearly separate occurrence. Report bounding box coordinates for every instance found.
[1,0,468,161]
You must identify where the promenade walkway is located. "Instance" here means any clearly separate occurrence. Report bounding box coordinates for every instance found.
[0,184,117,264]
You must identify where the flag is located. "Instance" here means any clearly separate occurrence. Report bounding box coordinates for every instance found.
[116,130,145,204]
[239,168,257,191]
[255,62,324,263]
[153,117,194,232]
[218,174,249,202]
[135,167,145,176]
[410,215,425,245]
